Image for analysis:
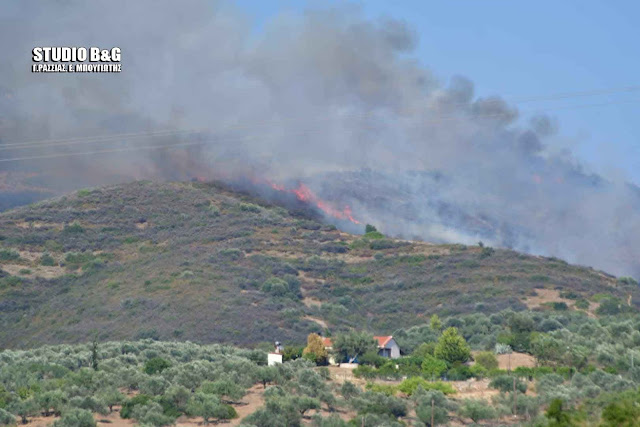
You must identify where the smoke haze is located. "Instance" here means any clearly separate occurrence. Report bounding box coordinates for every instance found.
[1,0,639,278]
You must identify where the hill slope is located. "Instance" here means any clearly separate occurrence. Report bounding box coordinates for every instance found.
[0,181,633,348]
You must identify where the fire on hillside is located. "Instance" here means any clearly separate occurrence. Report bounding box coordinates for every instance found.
[193,175,362,226]
[265,180,360,224]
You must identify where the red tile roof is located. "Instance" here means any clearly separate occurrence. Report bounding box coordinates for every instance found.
[374,336,393,348]
[322,337,333,347]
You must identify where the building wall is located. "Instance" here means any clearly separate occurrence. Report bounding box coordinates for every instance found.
[268,353,283,366]
[378,339,401,359]
[388,339,401,359]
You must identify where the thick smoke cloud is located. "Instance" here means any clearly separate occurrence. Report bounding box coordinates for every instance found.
[1,0,639,278]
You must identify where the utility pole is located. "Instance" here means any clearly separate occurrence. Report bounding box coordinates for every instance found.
[513,376,517,417]
[431,397,435,427]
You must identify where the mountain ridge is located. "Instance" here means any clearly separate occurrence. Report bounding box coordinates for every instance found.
[0,180,632,349]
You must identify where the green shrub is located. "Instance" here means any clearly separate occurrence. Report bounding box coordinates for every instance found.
[130,401,174,426]
[0,249,19,261]
[352,391,407,418]
[53,408,96,427]
[597,298,623,315]
[421,355,447,379]
[480,247,495,258]
[40,253,56,266]
[64,252,97,267]
[369,240,397,250]
[262,277,289,296]
[359,351,387,368]
[397,377,455,396]
[458,399,496,423]
[187,393,237,424]
[617,277,638,287]
[238,203,261,213]
[353,365,377,380]
[364,231,385,240]
[218,248,242,260]
[575,299,590,309]
[489,375,527,393]
[120,394,152,419]
[475,351,499,370]
[143,357,171,375]
[551,301,569,311]
[469,364,488,379]
[447,365,473,381]
[63,222,85,234]
[0,408,16,426]
[365,383,397,396]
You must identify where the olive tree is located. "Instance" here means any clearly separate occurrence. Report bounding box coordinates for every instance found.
[332,332,377,364]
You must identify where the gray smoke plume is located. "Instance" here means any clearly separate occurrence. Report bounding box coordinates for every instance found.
[1,0,639,278]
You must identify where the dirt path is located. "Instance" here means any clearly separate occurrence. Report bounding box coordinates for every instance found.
[304,315,328,329]
[228,385,265,425]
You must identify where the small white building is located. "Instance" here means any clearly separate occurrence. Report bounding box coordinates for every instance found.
[268,341,284,366]
[267,353,283,366]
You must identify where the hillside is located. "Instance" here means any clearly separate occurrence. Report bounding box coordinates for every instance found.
[0,180,634,349]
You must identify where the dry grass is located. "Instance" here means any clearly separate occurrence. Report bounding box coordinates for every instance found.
[1,263,66,279]
[522,288,599,317]
[496,352,536,371]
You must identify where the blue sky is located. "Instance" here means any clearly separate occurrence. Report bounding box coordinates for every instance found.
[236,0,640,184]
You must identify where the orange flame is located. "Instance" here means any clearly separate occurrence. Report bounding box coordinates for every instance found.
[267,180,360,224]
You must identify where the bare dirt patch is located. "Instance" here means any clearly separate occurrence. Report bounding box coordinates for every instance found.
[497,352,536,370]
[16,410,136,427]
[15,221,64,230]
[451,378,498,401]
[522,288,598,317]
[1,263,66,279]
[298,270,325,285]
[302,296,324,308]
[228,385,265,426]
[327,366,359,385]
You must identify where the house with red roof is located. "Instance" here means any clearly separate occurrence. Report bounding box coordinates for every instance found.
[322,335,400,363]
[374,335,401,359]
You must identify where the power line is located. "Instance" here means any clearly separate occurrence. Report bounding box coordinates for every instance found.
[0,92,637,161]
[0,127,325,163]
[0,128,200,148]
[2,83,638,148]
[0,141,206,163]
